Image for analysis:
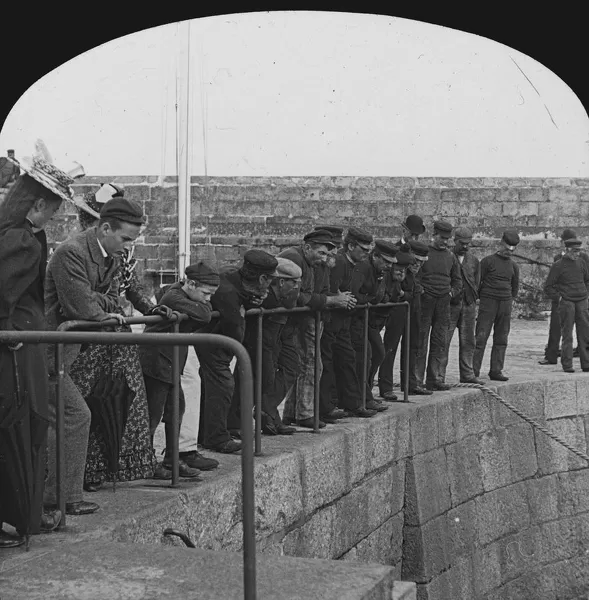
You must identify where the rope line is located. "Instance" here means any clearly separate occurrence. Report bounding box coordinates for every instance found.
[452,382,589,463]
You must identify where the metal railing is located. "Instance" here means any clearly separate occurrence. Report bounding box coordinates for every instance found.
[0,299,409,600]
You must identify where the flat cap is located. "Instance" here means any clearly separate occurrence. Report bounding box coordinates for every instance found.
[454,227,473,241]
[403,214,426,234]
[502,229,520,248]
[99,197,146,225]
[275,257,303,279]
[408,240,430,259]
[393,251,416,267]
[314,224,343,245]
[565,238,582,247]
[346,226,373,246]
[561,229,577,241]
[242,249,279,275]
[433,220,453,238]
[374,239,399,263]
[303,229,337,249]
[185,261,220,286]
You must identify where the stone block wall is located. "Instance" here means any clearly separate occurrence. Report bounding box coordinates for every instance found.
[109,377,589,599]
[7,175,584,315]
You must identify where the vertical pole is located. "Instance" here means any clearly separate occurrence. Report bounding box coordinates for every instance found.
[237,346,256,600]
[55,343,66,527]
[404,302,410,403]
[362,305,369,410]
[171,322,180,488]
[255,312,263,456]
[313,311,321,433]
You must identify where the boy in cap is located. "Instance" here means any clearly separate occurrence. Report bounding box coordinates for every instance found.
[415,220,462,392]
[198,249,278,453]
[44,196,146,516]
[543,238,589,373]
[246,257,302,435]
[473,229,520,381]
[379,241,431,398]
[279,230,354,429]
[349,240,399,411]
[539,229,589,365]
[439,227,483,385]
[140,262,220,478]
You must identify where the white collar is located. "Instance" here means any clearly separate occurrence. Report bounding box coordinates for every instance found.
[96,237,109,258]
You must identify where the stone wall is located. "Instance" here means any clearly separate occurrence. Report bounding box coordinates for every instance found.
[33,176,588,315]
[109,377,589,599]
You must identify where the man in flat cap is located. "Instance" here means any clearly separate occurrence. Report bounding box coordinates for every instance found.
[140,262,219,478]
[415,220,462,392]
[319,226,376,422]
[473,229,520,381]
[44,197,146,515]
[278,230,354,428]
[544,237,589,373]
[349,239,400,410]
[539,229,589,365]
[314,225,343,269]
[439,227,483,385]
[198,249,278,453]
[245,257,303,435]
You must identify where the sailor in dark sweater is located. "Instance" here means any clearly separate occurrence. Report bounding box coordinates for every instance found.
[439,227,483,385]
[415,220,462,391]
[539,229,589,365]
[318,227,377,422]
[473,229,520,381]
[543,237,589,373]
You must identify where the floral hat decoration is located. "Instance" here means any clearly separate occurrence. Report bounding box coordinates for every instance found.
[9,139,99,218]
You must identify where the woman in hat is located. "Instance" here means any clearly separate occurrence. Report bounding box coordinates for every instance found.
[0,145,83,545]
[67,184,168,490]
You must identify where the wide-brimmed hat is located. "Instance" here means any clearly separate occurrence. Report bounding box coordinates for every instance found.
[10,140,98,218]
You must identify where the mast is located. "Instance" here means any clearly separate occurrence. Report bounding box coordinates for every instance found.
[176,20,192,276]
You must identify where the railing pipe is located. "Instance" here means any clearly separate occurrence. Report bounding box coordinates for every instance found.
[255,311,263,455]
[171,322,180,488]
[313,311,321,433]
[55,343,66,526]
[361,305,369,410]
[403,302,410,403]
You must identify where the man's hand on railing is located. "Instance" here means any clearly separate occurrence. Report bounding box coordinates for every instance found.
[6,342,23,351]
[100,313,127,326]
[327,291,357,310]
[150,305,175,320]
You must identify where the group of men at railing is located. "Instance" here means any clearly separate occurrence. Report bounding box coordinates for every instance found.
[0,151,534,550]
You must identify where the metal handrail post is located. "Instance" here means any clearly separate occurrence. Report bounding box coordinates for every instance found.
[171,322,180,488]
[255,311,263,456]
[404,302,410,403]
[235,339,256,600]
[313,311,321,433]
[55,343,66,527]
[361,305,369,410]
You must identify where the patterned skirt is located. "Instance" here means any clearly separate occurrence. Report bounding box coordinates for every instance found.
[69,340,157,484]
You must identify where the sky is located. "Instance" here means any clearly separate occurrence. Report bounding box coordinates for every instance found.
[1,11,588,177]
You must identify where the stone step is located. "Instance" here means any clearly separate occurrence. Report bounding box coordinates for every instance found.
[0,539,401,600]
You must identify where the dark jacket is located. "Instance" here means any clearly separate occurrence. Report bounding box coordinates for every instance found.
[479,253,520,300]
[420,246,463,299]
[544,254,589,303]
[44,227,120,330]
[327,249,361,328]
[350,256,387,326]
[139,283,212,383]
[453,251,480,306]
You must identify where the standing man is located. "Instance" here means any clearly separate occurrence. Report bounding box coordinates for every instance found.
[199,249,278,453]
[440,227,483,385]
[543,237,589,373]
[539,229,589,365]
[44,197,145,516]
[473,229,520,381]
[415,221,462,392]
[0,149,20,188]
[279,230,353,429]
[350,240,399,411]
[400,214,426,244]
